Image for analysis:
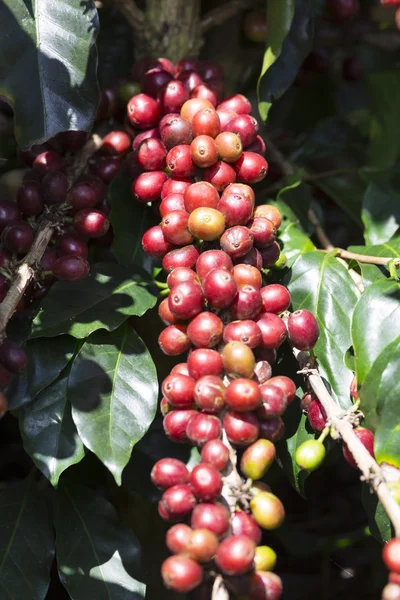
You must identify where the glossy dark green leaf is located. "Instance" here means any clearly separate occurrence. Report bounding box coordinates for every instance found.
[316,173,365,226]
[108,169,153,270]
[55,480,145,599]
[367,71,400,170]
[0,0,99,149]
[30,263,156,339]
[276,177,313,229]
[274,194,315,266]
[362,484,392,543]
[69,325,158,485]
[362,183,400,245]
[286,252,360,408]
[258,0,316,120]
[348,238,400,261]
[6,335,75,410]
[352,279,400,466]
[0,473,55,599]
[19,377,85,487]
[358,263,386,289]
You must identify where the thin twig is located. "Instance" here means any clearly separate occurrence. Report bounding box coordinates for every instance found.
[66,133,103,186]
[307,208,334,251]
[324,248,400,267]
[110,0,144,31]
[212,574,230,600]
[294,349,400,538]
[201,0,254,32]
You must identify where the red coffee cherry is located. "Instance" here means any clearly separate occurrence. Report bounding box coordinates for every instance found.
[3,222,33,255]
[168,280,204,319]
[267,376,296,404]
[217,109,238,129]
[167,144,196,177]
[230,285,262,320]
[259,242,281,268]
[101,130,131,156]
[247,135,267,155]
[200,439,229,470]
[17,181,44,216]
[202,268,237,308]
[190,463,223,500]
[188,207,225,241]
[0,201,21,232]
[52,256,90,282]
[158,324,191,356]
[142,226,175,258]
[0,341,28,373]
[232,264,262,289]
[166,523,192,553]
[136,138,167,171]
[191,502,231,537]
[158,80,189,114]
[66,176,105,211]
[190,135,218,168]
[217,193,253,227]
[191,83,219,107]
[33,151,65,175]
[287,309,319,350]
[186,528,219,563]
[127,93,160,128]
[203,161,236,192]
[160,115,193,149]
[196,249,233,280]
[142,67,173,96]
[171,362,190,376]
[257,383,288,418]
[259,417,285,442]
[215,535,256,575]
[223,114,259,147]
[167,267,199,290]
[256,313,287,349]
[221,341,255,378]
[260,284,291,314]
[163,409,197,443]
[161,555,203,593]
[184,182,219,213]
[161,210,193,245]
[383,538,400,574]
[249,217,276,248]
[223,182,255,205]
[187,312,224,348]
[133,171,168,203]
[215,132,243,163]
[234,152,268,184]
[186,413,222,446]
[225,378,261,411]
[151,458,189,489]
[220,226,254,259]
[231,511,262,544]
[250,571,283,600]
[178,69,203,93]
[181,98,214,122]
[254,204,282,230]
[223,320,262,348]
[192,108,220,138]
[162,373,196,408]
[131,127,160,152]
[161,483,197,519]
[56,236,88,260]
[162,245,199,272]
[223,410,259,446]
[73,209,110,238]
[194,375,225,413]
[307,398,327,433]
[342,427,374,468]
[160,193,186,217]
[218,94,252,115]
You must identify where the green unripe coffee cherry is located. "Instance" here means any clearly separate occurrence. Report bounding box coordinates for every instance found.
[254,546,277,572]
[295,439,326,472]
[117,81,141,105]
[240,439,276,480]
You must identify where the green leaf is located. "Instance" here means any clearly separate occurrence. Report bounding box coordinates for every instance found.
[316,173,365,226]
[286,252,360,408]
[69,325,158,485]
[362,484,392,543]
[0,0,99,149]
[30,263,156,339]
[274,193,315,266]
[276,177,313,229]
[352,279,400,466]
[108,169,153,270]
[55,480,145,599]
[367,71,400,170]
[348,238,400,261]
[97,8,133,89]
[358,263,387,289]
[19,377,85,487]
[362,183,400,245]
[0,473,55,599]
[5,335,75,410]
[257,0,316,121]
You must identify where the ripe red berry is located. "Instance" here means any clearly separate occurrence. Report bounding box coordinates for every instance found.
[232,264,262,289]
[202,268,237,308]
[383,538,400,574]
[250,571,283,600]
[234,152,268,184]
[221,341,255,378]
[52,255,90,282]
[184,182,219,214]
[168,280,204,320]
[17,181,44,216]
[186,528,219,563]
[142,67,173,96]
[0,341,28,373]
[187,312,223,348]
[223,320,262,348]
[167,144,196,177]
[257,383,288,418]
[186,413,222,445]
[163,409,197,443]
[160,484,197,519]
[259,417,285,442]
[162,373,196,408]
[3,222,33,255]
[217,109,238,129]
[267,375,296,403]
[190,135,218,168]
[56,236,88,260]
[163,245,200,272]
[231,511,262,544]
[166,523,192,553]
[158,80,189,114]
[194,375,225,413]
[217,193,253,227]
[218,94,252,115]
[158,324,191,356]
[191,503,230,537]
[223,410,259,446]
[225,378,261,411]
[203,161,236,192]
[307,399,327,433]
[254,204,282,230]
[215,535,256,575]
[342,427,374,468]
[223,114,259,147]
[33,151,64,175]
[142,226,175,258]
[287,309,319,350]
[161,555,203,593]
[260,284,291,314]
[151,458,189,489]
[192,107,220,138]
[160,193,186,217]
[220,226,254,259]
[200,439,229,471]
[178,69,203,92]
[73,209,110,238]
[259,242,281,268]
[162,177,194,200]
[136,138,167,171]
[256,313,287,349]
[190,463,223,500]
[127,93,160,128]
[196,249,232,280]
[230,285,262,320]
[161,210,193,246]
[191,83,218,107]
[101,130,131,156]
[160,115,193,150]
[132,171,168,203]
[249,217,276,248]
[181,98,214,123]
[167,267,198,289]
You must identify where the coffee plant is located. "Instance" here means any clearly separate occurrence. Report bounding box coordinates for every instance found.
[0,0,400,598]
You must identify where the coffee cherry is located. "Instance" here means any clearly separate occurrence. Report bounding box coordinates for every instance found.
[175,57,202,75]
[142,67,173,96]
[169,281,204,319]
[217,193,253,227]
[234,152,268,184]
[17,181,44,216]
[247,135,266,156]
[3,222,33,255]
[225,379,261,412]
[161,210,193,245]
[254,205,282,230]
[162,373,196,408]
[192,108,220,138]
[250,492,285,530]
[191,503,230,537]
[190,135,218,168]
[0,247,11,269]
[52,255,90,282]
[196,249,233,280]
[248,218,276,248]
[167,267,199,290]
[327,0,359,20]
[224,114,259,147]
[223,320,262,348]
[161,555,203,593]
[186,413,222,445]
[382,584,400,600]
[222,341,255,378]
[383,539,400,573]
[202,268,237,308]
[260,284,291,314]
[136,138,167,171]
[194,375,225,413]
[243,11,268,43]
[223,411,259,446]
[307,399,327,433]
[66,178,103,211]
[230,285,262,320]
[127,93,160,128]
[0,364,12,388]
[151,458,189,489]
[295,440,326,471]
[73,209,110,238]
[191,83,219,107]
[233,264,262,289]
[163,245,199,272]
[215,535,256,575]
[259,417,285,442]
[163,409,197,442]
[214,132,243,163]
[158,80,189,114]
[187,528,219,562]
[257,384,287,419]
[188,207,225,241]
[56,236,88,259]
[267,376,296,403]
[33,151,64,175]
[287,309,319,350]
[166,523,192,553]
[342,427,374,468]
[158,324,191,356]
[171,362,190,376]
[160,193,186,217]
[190,463,223,500]
[256,313,287,349]
[187,312,223,348]
[133,171,168,203]
[167,144,196,177]
[178,70,203,93]
[203,161,236,192]
[142,226,174,258]
[184,182,219,213]
[188,348,223,379]
[240,439,276,480]
[220,226,253,259]
[231,511,262,544]
[254,546,277,572]
[181,98,214,122]
[218,94,252,115]
[250,571,283,600]
[0,341,28,373]
[161,483,197,519]
[160,116,193,149]
[300,392,314,412]
[200,439,229,470]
